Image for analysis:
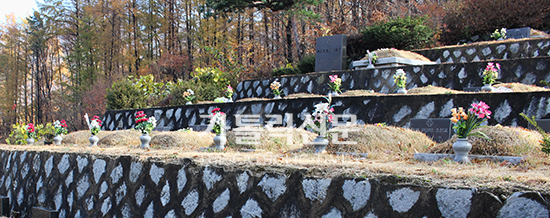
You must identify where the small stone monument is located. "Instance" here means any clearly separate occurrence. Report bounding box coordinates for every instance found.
[507,27,531,39]
[315,34,347,72]
[410,118,452,142]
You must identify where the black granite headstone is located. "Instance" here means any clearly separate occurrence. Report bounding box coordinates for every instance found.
[534,119,550,132]
[410,118,452,142]
[315,34,347,72]
[507,27,531,39]
[32,207,59,218]
[0,196,8,216]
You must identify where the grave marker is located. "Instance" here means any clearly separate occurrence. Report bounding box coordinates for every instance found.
[507,27,531,39]
[410,118,452,142]
[534,119,550,132]
[315,34,347,72]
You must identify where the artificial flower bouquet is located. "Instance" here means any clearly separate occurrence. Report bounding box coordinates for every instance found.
[491,28,507,40]
[134,111,157,134]
[210,108,226,135]
[451,101,492,138]
[482,62,500,85]
[90,116,102,135]
[53,119,68,136]
[371,52,378,64]
[26,123,36,139]
[306,97,335,137]
[328,75,342,94]
[225,85,234,99]
[270,81,282,96]
[393,69,407,88]
[183,89,195,103]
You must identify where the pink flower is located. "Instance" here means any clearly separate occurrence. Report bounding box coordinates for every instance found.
[329,75,338,83]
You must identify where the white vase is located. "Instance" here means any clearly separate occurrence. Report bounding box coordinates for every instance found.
[397,87,407,94]
[481,84,493,92]
[312,135,329,153]
[328,91,339,97]
[213,134,227,150]
[453,138,472,163]
[89,135,99,146]
[186,102,193,105]
[274,95,282,99]
[53,135,63,145]
[140,133,151,149]
[26,138,34,145]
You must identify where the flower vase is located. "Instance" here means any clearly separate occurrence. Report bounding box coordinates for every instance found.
[140,133,151,149]
[312,135,329,153]
[397,87,407,94]
[328,91,339,97]
[453,138,472,163]
[213,134,227,150]
[481,84,493,92]
[274,95,282,99]
[186,102,193,105]
[26,138,34,145]
[89,135,99,146]
[53,135,63,145]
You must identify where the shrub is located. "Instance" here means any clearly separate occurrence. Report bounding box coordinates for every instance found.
[361,16,434,51]
[192,67,234,91]
[170,80,222,106]
[440,0,550,45]
[296,54,316,74]
[272,63,301,77]
[106,79,147,110]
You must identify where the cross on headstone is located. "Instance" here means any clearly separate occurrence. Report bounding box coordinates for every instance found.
[410,118,452,142]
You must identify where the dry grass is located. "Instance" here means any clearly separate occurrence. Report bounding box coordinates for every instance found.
[63,130,113,146]
[494,83,549,92]
[428,126,546,164]
[415,36,550,50]
[226,127,317,152]
[299,125,436,160]
[407,85,465,94]
[341,90,382,96]
[151,131,214,149]
[361,48,431,61]
[285,93,325,99]
[5,122,549,194]
[236,97,270,102]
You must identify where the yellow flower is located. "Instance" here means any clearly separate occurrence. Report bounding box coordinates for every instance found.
[451,117,459,123]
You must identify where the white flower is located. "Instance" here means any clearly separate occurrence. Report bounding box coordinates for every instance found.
[314,103,329,113]
[395,69,405,76]
[187,89,194,95]
[91,120,100,128]
[149,117,157,128]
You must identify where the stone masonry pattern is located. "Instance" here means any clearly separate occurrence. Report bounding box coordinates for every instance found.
[0,150,548,217]
[414,38,550,64]
[233,57,550,100]
[103,91,550,131]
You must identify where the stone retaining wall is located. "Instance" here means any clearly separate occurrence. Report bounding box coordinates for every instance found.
[232,57,550,100]
[0,150,548,217]
[103,91,550,131]
[414,38,550,63]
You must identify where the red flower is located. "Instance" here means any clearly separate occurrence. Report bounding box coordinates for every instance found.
[212,108,221,113]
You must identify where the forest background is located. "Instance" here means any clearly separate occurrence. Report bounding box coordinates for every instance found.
[0,0,549,141]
